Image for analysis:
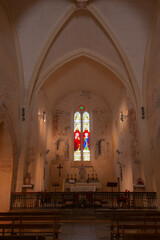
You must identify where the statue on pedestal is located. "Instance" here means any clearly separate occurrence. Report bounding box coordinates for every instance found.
[24,172,31,185]
[79,165,86,182]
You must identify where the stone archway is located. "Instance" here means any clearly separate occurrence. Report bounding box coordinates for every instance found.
[0,121,13,211]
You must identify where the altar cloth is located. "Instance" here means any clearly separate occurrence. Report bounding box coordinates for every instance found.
[70,185,96,192]
[64,182,101,192]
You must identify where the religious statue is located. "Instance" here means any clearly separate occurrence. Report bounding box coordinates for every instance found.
[24,172,31,185]
[79,165,86,182]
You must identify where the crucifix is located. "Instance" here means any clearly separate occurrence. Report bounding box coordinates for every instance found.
[57,164,63,177]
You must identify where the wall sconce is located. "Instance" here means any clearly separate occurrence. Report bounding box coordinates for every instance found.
[120,111,128,122]
[141,107,145,119]
[39,111,46,122]
[22,108,25,121]
[115,149,123,155]
[46,149,50,154]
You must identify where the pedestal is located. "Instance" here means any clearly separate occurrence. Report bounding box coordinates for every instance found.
[133,184,145,192]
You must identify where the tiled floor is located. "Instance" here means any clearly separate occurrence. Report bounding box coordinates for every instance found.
[59,223,111,240]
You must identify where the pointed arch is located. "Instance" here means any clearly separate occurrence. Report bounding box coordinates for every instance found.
[28,6,140,112]
[33,48,136,108]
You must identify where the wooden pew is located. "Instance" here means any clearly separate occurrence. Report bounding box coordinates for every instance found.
[0,222,60,234]
[122,234,160,239]
[0,211,62,239]
[117,224,160,240]
[109,214,160,240]
[0,211,62,216]
[110,210,160,219]
[112,216,160,226]
[0,236,45,240]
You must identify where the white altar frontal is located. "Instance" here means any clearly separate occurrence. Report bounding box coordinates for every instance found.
[64,182,101,192]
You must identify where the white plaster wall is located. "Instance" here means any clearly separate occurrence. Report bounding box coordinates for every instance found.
[146,8,160,197]
[34,95,48,191]
[111,89,136,191]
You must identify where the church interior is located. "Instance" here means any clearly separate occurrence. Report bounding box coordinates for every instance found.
[1,0,160,239]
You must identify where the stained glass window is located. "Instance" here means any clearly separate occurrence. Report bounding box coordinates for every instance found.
[74,112,81,161]
[74,109,90,161]
[83,112,90,161]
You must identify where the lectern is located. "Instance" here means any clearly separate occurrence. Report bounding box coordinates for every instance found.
[107,182,118,192]
[107,182,118,208]
[52,182,60,192]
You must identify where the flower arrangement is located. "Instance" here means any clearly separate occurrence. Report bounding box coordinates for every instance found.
[137,178,143,185]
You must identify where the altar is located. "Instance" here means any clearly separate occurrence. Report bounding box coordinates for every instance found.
[63,165,101,192]
[64,182,101,192]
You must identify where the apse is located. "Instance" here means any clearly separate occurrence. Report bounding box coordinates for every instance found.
[30,55,134,192]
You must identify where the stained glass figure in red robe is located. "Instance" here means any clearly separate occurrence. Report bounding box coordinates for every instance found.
[74,129,81,151]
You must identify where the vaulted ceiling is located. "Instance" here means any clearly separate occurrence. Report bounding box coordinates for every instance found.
[0,0,158,112]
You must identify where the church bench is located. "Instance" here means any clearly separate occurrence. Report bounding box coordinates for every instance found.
[0,211,62,239]
[122,233,160,240]
[96,210,160,224]
[111,216,160,225]
[0,215,62,224]
[105,210,160,222]
[0,211,62,216]
[110,224,160,240]
[0,237,45,240]
[0,212,62,224]
[112,210,160,216]
[108,213,160,239]
[0,222,61,237]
